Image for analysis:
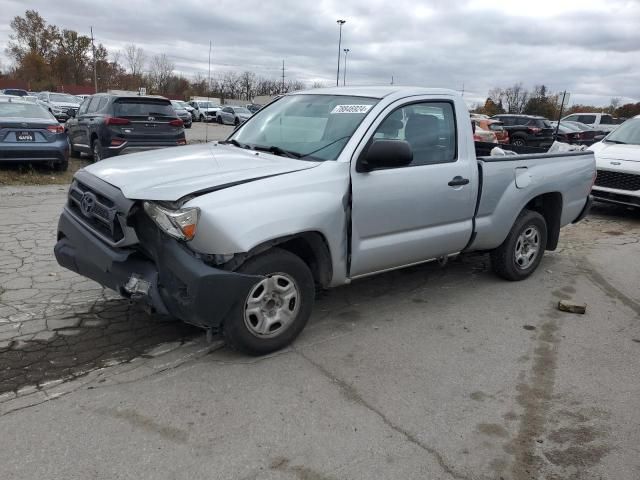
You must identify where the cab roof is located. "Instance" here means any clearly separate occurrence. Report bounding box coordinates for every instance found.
[290,86,460,100]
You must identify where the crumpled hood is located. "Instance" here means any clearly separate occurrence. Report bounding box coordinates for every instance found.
[83,143,319,201]
[589,142,640,163]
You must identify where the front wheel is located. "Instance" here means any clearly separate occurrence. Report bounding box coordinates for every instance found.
[491,210,547,281]
[234,117,240,126]
[217,116,223,124]
[223,249,315,355]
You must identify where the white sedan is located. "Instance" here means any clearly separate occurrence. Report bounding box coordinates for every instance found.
[588,115,640,208]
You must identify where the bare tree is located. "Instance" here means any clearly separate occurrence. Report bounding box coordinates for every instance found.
[502,83,529,113]
[607,97,621,114]
[311,81,326,89]
[148,53,174,93]
[239,71,256,101]
[123,44,146,77]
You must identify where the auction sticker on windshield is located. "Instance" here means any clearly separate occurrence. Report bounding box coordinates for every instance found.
[331,105,372,114]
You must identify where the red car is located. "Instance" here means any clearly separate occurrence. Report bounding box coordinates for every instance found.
[473,118,509,144]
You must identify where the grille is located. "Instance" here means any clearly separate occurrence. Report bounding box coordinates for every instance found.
[595,170,640,191]
[67,181,124,242]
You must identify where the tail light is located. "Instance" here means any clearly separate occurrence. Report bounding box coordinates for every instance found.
[169,119,184,127]
[527,127,541,134]
[47,125,64,133]
[110,138,125,146]
[106,116,131,126]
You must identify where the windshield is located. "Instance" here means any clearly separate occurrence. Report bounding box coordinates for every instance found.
[50,93,79,103]
[0,102,54,119]
[231,94,379,161]
[199,102,217,108]
[604,118,640,145]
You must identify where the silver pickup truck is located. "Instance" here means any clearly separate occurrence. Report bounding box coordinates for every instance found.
[54,87,595,355]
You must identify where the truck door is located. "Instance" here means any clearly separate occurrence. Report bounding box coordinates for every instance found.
[350,99,478,277]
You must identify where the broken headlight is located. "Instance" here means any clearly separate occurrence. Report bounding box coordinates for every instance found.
[143,202,200,241]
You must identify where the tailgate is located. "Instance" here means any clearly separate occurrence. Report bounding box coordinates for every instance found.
[112,98,183,140]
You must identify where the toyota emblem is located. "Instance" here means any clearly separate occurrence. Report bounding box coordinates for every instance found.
[80,192,97,217]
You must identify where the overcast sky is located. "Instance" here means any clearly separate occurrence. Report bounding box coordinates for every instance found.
[1,0,638,106]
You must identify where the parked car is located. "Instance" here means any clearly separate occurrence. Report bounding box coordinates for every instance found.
[588,115,640,207]
[36,92,82,122]
[75,94,91,101]
[22,95,40,104]
[170,100,193,129]
[0,97,69,171]
[172,100,195,118]
[246,104,262,114]
[65,94,186,161]
[549,121,592,145]
[217,106,252,125]
[473,118,509,144]
[492,114,555,147]
[473,125,498,143]
[561,112,617,133]
[188,101,221,122]
[54,86,595,355]
[562,121,606,142]
[1,88,29,97]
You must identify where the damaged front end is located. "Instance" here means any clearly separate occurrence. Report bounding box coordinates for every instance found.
[54,172,260,330]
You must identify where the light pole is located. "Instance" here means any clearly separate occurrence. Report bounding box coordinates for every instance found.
[336,19,346,87]
[343,48,350,86]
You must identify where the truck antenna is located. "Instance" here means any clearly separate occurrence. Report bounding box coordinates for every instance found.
[206,40,212,143]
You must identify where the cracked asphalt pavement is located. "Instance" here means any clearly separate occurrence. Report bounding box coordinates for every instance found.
[1,184,639,480]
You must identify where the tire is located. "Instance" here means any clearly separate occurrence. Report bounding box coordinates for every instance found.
[185,123,192,129]
[234,117,240,126]
[91,139,108,162]
[491,210,547,281]
[200,114,206,123]
[511,136,526,147]
[53,159,68,171]
[223,248,315,356]
[67,134,80,158]
[217,116,223,124]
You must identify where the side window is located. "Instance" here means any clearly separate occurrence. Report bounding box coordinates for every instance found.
[86,96,100,113]
[77,97,91,115]
[600,114,614,125]
[500,116,512,126]
[96,96,108,111]
[578,114,596,124]
[372,101,457,166]
[564,115,579,122]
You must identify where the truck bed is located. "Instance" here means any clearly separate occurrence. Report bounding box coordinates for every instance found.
[468,147,595,252]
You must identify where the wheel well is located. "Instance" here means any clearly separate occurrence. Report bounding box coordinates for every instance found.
[273,233,333,288]
[90,133,98,145]
[524,192,562,250]
[229,232,333,288]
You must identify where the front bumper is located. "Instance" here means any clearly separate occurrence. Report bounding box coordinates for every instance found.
[54,209,260,329]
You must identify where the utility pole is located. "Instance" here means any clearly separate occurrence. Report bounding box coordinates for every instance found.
[391,75,394,85]
[336,19,346,87]
[282,59,285,93]
[461,82,465,97]
[343,48,350,86]
[90,26,98,93]
[555,90,568,139]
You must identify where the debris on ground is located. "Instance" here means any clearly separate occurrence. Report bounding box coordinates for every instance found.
[558,300,587,314]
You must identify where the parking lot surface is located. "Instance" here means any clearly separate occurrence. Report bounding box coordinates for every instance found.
[0,184,639,480]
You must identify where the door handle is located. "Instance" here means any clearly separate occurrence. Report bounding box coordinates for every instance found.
[448,176,470,187]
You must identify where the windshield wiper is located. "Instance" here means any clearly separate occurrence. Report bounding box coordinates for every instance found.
[604,139,627,144]
[219,139,249,149]
[300,136,351,159]
[252,145,302,159]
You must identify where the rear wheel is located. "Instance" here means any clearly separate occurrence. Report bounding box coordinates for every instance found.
[91,139,108,162]
[234,117,240,126]
[200,114,206,122]
[491,210,547,281]
[217,116,223,124]
[511,136,526,147]
[67,134,79,158]
[222,248,315,356]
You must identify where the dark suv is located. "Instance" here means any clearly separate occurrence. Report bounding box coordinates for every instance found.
[65,94,186,161]
[491,114,554,147]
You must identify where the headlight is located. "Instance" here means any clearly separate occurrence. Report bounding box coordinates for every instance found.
[143,202,200,241]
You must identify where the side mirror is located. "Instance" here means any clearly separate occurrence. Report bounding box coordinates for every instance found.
[67,108,76,118]
[358,139,413,172]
